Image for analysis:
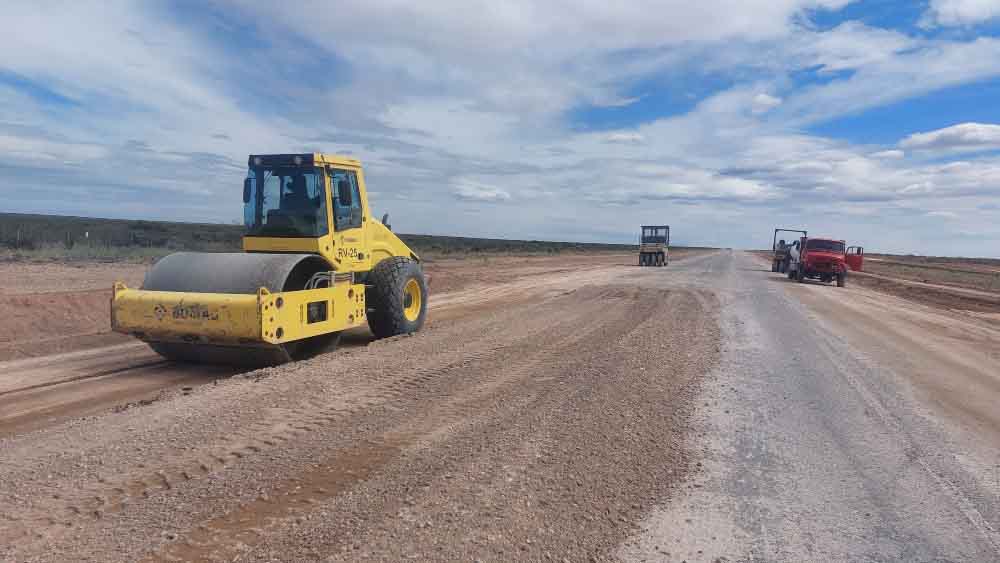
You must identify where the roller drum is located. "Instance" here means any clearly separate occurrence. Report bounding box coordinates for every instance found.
[139,252,340,367]
[142,252,331,294]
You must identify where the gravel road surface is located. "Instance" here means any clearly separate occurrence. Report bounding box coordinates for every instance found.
[622,251,1000,562]
[0,253,720,562]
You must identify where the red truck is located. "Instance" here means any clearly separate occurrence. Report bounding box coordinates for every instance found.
[787,236,848,287]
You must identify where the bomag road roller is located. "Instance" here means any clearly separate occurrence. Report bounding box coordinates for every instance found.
[111,153,428,367]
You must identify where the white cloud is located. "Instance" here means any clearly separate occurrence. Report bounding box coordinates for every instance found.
[452,181,511,202]
[604,132,645,144]
[926,210,959,218]
[923,0,1000,27]
[900,122,1000,152]
[751,93,782,114]
[792,21,917,73]
[776,36,1000,127]
[871,149,905,159]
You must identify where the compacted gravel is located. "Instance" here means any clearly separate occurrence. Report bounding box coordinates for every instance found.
[0,256,721,562]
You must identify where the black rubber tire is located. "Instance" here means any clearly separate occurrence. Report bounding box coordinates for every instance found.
[837,272,846,287]
[366,257,428,339]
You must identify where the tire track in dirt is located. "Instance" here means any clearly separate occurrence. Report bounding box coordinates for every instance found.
[1,281,720,563]
[146,285,654,562]
[0,285,618,553]
[259,287,720,563]
[0,258,624,439]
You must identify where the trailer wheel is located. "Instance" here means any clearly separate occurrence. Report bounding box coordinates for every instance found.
[837,272,846,287]
[367,257,428,339]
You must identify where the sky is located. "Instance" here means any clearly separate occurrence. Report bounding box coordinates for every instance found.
[3,1,1000,256]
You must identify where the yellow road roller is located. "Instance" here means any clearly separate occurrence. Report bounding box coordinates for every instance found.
[111,153,428,366]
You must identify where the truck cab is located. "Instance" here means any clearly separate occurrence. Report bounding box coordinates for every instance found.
[788,236,848,287]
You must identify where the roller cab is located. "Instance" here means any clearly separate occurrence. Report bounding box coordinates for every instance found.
[111,153,429,367]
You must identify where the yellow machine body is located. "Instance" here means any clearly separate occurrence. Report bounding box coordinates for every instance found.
[112,282,366,347]
[111,153,425,365]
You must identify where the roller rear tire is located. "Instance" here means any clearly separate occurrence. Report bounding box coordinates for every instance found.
[367,257,428,339]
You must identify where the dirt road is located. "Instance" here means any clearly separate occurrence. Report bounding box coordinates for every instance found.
[2,251,998,562]
[0,252,719,562]
[622,252,1000,562]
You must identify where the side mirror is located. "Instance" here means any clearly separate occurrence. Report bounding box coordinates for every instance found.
[243,178,253,203]
[381,212,391,231]
[337,180,352,206]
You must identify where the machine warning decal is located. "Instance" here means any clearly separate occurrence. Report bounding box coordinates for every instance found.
[154,304,167,321]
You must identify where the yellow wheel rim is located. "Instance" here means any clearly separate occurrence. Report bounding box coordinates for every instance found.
[403,278,422,322]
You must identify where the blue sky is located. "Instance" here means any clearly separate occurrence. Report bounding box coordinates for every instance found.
[2,1,1000,256]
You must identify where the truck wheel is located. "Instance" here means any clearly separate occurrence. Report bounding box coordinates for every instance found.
[366,257,428,339]
[837,272,846,287]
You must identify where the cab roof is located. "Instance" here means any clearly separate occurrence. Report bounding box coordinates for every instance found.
[247,153,362,168]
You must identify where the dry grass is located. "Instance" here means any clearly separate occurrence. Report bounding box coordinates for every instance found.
[864,255,1000,293]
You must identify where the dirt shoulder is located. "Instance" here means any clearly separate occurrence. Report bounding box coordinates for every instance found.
[749,250,1000,316]
[791,280,1000,447]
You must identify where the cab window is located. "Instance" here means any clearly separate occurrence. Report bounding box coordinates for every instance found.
[244,166,328,237]
[330,169,362,231]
